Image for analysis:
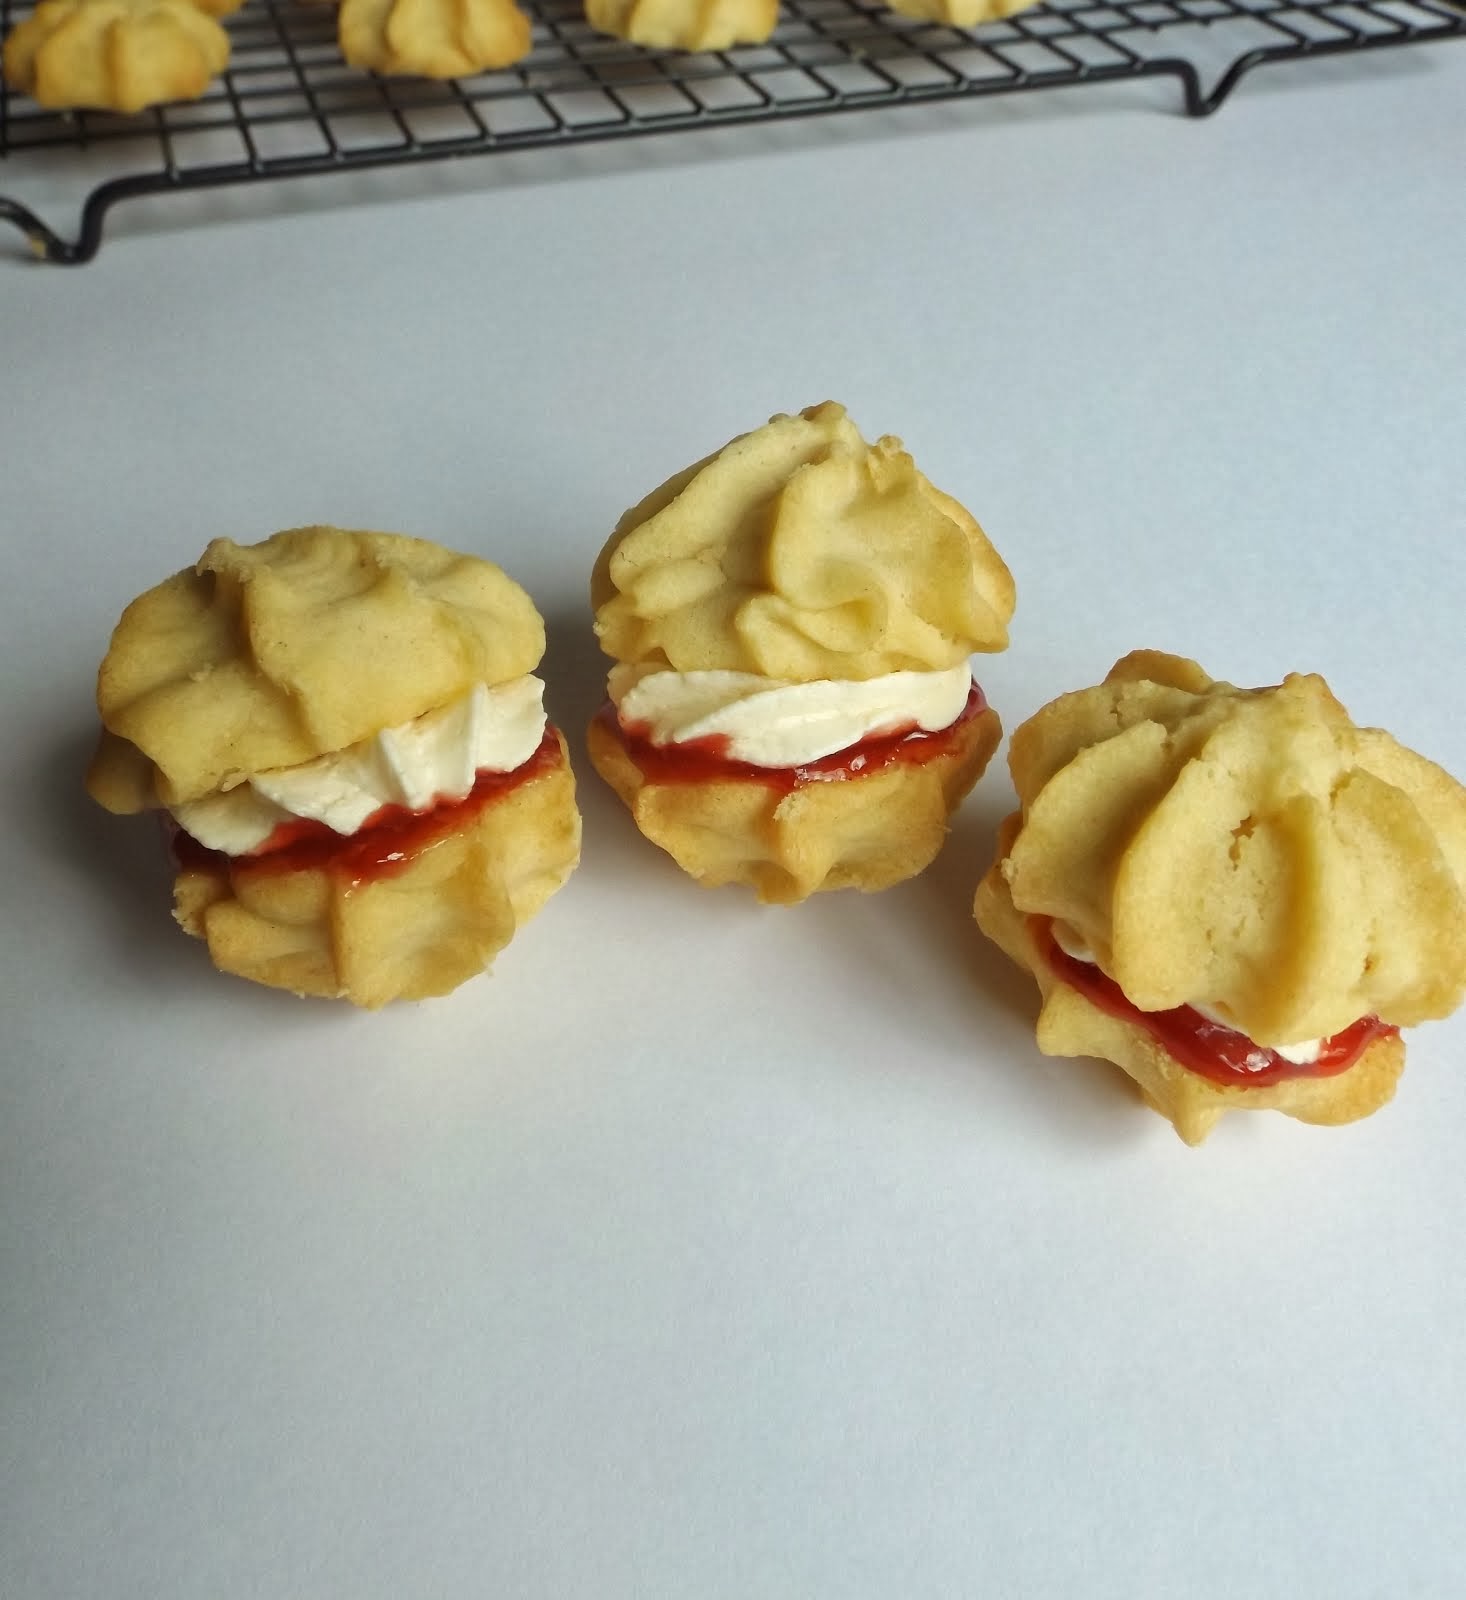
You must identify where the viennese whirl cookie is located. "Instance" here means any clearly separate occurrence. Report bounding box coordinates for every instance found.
[589,402,1015,904]
[975,651,1466,1143]
[337,0,532,78]
[883,0,1039,28]
[584,0,777,51]
[3,0,232,113]
[87,526,580,1007]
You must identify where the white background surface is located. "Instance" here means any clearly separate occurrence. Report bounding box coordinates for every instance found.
[3,39,1465,1599]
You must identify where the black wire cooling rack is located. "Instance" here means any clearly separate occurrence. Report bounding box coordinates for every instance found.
[1,0,1462,263]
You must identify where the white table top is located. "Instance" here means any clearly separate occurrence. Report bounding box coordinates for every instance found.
[4,36,1465,1599]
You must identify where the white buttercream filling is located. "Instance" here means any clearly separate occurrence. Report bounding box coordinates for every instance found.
[1050,919,1326,1065]
[608,662,974,769]
[172,676,547,857]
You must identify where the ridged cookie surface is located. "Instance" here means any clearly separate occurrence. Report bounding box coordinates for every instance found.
[338,0,532,77]
[883,0,1037,25]
[585,0,778,50]
[998,650,1466,1049]
[975,813,1406,1146]
[592,402,1015,681]
[173,733,580,1008]
[88,527,545,811]
[589,702,1000,903]
[3,0,230,113]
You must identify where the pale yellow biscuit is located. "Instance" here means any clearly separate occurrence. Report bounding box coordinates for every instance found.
[585,0,777,51]
[883,0,1038,25]
[975,814,1406,1146]
[174,732,580,1007]
[589,701,1001,903]
[338,0,531,77]
[88,527,577,1005]
[87,526,545,811]
[1001,650,1466,1046]
[592,402,1015,682]
[3,0,230,113]
[976,652,1466,1141]
[590,403,1013,897]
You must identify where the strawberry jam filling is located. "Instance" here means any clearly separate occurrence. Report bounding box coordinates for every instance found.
[599,680,987,796]
[1033,916,1396,1087]
[172,726,562,888]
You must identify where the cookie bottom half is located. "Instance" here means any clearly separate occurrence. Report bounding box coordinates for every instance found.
[172,731,581,1007]
[975,813,1405,1145]
[588,703,1001,905]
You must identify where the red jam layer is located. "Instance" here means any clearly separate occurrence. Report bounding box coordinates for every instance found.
[599,680,988,795]
[172,726,562,889]
[1034,917,1396,1088]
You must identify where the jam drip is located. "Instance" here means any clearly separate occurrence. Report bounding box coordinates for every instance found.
[1034,917,1396,1087]
[173,726,562,888]
[600,681,988,795]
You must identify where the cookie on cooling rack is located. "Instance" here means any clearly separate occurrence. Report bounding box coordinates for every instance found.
[337,0,533,77]
[588,401,1014,904]
[87,526,582,1008]
[883,0,1040,24]
[2,0,230,113]
[585,0,778,52]
[974,650,1466,1144]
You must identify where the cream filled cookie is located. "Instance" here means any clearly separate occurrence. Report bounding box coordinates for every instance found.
[87,527,580,1006]
[975,651,1466,1143]
[589,402,1015,903]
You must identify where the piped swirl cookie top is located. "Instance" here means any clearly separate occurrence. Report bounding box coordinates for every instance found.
[3,0,232,114]
[1002,650,1466,1048]
[591,402,1015,681]
[87,526,545,812]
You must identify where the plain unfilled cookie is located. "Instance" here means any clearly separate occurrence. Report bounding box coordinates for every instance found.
[3,0,230,113]
[585,0,778,51]
[338,0,532,78]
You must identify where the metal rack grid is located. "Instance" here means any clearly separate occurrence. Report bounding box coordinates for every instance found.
[2,0,1463,263]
